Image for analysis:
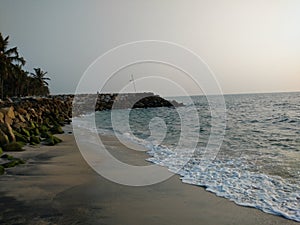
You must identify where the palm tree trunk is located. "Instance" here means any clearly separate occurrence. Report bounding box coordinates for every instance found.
[1,77,3,100]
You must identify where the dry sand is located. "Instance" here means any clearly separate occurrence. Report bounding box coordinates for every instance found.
[0,132,298,225]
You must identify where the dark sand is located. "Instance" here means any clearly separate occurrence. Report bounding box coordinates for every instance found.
[0,133,298,225]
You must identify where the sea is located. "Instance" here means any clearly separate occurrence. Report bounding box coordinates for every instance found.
[75,92,300,222]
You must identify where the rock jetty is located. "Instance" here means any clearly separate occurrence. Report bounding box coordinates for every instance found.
[73,92,183,114]
[0,97,73,174]
[0,92,183,174]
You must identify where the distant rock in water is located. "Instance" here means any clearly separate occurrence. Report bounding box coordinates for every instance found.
[104,92,183,110]
[132,95,183,109]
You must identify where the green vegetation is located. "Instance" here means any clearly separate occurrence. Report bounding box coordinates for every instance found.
[50,125,64,134]
[0,154,25,170]
[44,135,62,146]
[0,33,50,98]
[30,136,41,145]
[3,142,25,151]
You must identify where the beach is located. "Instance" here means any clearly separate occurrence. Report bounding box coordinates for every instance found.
[0,129,298,225]
[1,1,300,224]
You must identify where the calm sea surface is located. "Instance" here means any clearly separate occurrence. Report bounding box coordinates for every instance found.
[80,92,300,222]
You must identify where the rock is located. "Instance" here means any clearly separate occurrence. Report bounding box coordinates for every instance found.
[13,131,28,143]
[30,127,40,136]
[43,136,55,146]
[50,125,64,134]
[41,132,51,139]
[2,158,25,168]
[43,135,62,146]
[74,93,184,112]
[53,135,62,144]
[0,93,182,175]
[4,122,16,142]
[0,165,4,175]
[0,130,9,146]
[0,106,15,119]
[1,154,14,160]
[16,107,27,115]
[3,142,25,152]
[21,128,30,137]
[4,115,13,125]
[11,120,27,130]
[39,124,49,133]
[30,121,36,129]
[0,112,4,123]
[30,136,41,145]
[18,114,26,122]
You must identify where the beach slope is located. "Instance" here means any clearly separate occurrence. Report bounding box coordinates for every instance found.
[0,133,298,225]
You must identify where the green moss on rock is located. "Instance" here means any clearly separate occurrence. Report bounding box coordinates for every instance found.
[13,131,28,143]
[41,132,51,139]
[21,128,30,137]
[39,124,49,133]
[30,127,40,136]
[53,135,62,144]
[1,154,14,160]
[30,136,41,145]
[30,121,36,129]
[0,166,4,175]
[2,158,25,168]
[0,130,9,146]
[50,125,64,134]
[43,135,62,146]
[3,142,25,152]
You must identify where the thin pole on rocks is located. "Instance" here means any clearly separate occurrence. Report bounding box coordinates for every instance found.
[130,74,137,93]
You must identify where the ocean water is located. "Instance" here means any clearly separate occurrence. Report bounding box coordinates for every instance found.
[78,92,300,222]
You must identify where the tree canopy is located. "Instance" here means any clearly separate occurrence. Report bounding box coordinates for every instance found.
[0,33,50,99]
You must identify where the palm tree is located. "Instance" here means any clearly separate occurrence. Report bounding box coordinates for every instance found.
[0,33,25,98]
[11,64,28,96]
[30,68,50,96]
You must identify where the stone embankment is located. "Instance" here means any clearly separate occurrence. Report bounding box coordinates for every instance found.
[0,93,183,173]
[73,92,183,114]
[0,97,73,174]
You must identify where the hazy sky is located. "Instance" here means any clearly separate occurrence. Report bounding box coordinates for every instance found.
[0,0,299,95]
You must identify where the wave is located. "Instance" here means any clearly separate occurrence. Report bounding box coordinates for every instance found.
[72,92,300,222]
[80,120,300,222]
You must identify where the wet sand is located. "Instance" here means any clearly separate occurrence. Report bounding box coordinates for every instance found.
[0,133,298,225]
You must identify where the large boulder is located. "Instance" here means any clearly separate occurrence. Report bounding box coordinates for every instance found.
[0,166,4,175]
[3,142,25,152]
[0,112,4,123]
[50,125,64,134]
[0,130,9,146]
[0,106,15,126]
[21,128,30,137]
[43,135,62,146]
[13,131,28,143]
[0,106,15,119]
[4,122,16,142]
[30,136,41,145]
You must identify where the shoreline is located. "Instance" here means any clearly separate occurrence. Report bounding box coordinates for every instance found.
[0,128,299,224]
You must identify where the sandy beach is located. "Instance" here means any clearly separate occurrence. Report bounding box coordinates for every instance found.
[0,131,298,225]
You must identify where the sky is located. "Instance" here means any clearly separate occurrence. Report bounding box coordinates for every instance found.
[0,0,300,96]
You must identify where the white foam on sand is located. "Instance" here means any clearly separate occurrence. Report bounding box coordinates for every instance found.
[72,115,300,222]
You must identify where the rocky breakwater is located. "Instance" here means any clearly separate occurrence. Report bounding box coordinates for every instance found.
[74,92,184,114]
[0,97,72,174]
[98,92,184,110]
[0,93,183,174]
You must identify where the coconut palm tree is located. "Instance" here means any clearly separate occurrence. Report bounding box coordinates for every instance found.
[0,33,25,98]
[30,68,50,96]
